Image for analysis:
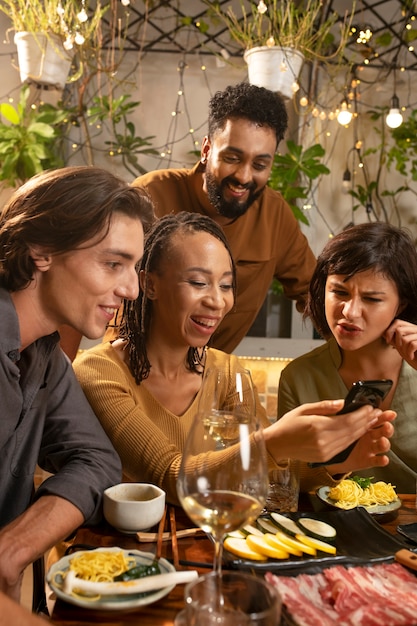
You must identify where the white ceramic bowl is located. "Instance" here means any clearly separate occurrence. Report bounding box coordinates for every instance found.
[103,483,166,534]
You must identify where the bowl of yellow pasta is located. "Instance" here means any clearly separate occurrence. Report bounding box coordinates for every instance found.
[103,483,166,534]
[316,476,401,521]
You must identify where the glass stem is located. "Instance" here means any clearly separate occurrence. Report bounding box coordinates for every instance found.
[213,538,224,575]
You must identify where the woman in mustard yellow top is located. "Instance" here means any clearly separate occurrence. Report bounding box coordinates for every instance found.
[74,213,395,504]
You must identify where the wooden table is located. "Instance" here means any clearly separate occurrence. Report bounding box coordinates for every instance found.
[49,494,417,626]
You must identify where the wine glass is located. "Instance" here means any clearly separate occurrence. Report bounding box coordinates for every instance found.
[177,367,268,574]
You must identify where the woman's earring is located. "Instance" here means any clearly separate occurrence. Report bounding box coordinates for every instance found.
[200,156,207,165]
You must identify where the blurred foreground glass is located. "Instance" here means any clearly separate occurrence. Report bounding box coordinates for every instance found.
[174,570,281,626]
[264,459,300,513]
[177,367,268,574]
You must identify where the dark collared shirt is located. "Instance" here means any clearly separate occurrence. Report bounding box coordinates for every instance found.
[0,288,121,528]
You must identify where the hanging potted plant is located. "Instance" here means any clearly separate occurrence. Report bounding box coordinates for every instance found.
[206,0,353,98]
[0,0,110,90]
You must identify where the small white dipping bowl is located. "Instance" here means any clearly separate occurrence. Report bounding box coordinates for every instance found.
[103,483,166,534]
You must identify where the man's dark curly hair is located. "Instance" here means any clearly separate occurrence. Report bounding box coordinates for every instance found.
[208,82,288,146]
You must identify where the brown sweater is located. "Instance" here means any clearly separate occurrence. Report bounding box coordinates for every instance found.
[132,163,316,353]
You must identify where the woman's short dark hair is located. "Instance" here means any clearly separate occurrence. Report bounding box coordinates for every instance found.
[305,222,417,338]
[120,211,237,384]
[208,82,288,147]
[0,166,154,291]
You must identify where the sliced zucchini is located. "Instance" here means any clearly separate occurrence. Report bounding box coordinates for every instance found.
[270,512,305,537]
[296,518,337,542]
[246,534,289,560]
[226,529,247,539]
[264,533,303,557]
[256,517,280,534]
[295,533,337,555]
[224,537,268,561]
[242,523,264,537]
[274,529,317,556]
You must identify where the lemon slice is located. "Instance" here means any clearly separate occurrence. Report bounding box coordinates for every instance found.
[246,534,289,559]
[263,533,303,557]
[274,529,317,556]
[295,533,336,554]
[224,537,267,561]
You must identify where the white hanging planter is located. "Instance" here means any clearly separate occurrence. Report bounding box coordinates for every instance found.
[243,46,304,98]
[14,32,73,90]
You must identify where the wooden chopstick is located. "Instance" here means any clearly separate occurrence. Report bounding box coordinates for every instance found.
[137,528,204,542]
[156,504,168,560]
[169,506,180,570]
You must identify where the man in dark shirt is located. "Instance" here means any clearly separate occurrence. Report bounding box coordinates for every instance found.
[0,166,153,601]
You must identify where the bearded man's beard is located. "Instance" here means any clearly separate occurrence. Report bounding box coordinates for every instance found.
[205,171,264,219]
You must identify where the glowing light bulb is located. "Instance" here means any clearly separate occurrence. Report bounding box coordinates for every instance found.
[386,110,403,128]
[386,95,403,129]
[337,101,353,126]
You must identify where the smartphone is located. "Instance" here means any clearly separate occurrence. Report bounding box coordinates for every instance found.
[309,379,393,468]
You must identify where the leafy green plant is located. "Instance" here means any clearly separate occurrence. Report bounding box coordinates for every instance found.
[0,84,68,187]
[268,140,329,297]
[346,108,412,225]
[387,108,417,181]
[87,94,158,177]
[268,140,330,226]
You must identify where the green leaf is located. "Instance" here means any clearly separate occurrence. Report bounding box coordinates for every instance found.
[0,103,20,124]
[350,475,373,489]
[27,122,56,139]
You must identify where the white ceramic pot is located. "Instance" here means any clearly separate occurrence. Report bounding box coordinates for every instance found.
[243,46,304,98]
[14,31,72,90]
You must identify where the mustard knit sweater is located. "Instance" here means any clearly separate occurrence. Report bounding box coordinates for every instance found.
[74,345,273,505]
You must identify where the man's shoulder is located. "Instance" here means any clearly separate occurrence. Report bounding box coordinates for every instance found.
[259,186,290,211]
[132,163,199,188]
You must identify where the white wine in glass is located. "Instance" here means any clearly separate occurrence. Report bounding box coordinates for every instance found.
[177,367,268,574]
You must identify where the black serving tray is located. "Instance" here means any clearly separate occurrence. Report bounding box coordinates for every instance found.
[223,508,414,577]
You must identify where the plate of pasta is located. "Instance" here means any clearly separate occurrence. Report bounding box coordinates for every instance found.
[317,477,401,517]
[47,547,176,610]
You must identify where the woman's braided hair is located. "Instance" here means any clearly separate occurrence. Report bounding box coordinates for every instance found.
[119,211,236,384]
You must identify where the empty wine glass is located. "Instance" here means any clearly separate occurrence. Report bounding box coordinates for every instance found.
[177,367,268,574]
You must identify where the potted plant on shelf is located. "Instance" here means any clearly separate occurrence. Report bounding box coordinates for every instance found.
[206,0,353,98]
[0,0,111,89]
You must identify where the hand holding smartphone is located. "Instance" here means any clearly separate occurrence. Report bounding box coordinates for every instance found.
[308,379,393,468]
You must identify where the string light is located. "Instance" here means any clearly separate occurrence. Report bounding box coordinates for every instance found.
[337,100,353,126]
